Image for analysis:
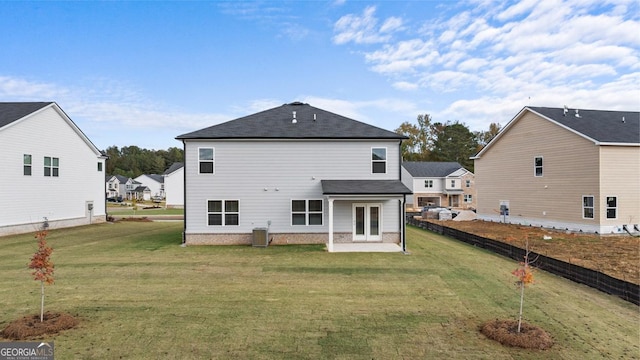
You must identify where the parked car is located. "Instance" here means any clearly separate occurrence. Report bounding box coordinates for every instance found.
[151,196,163,203]
[107,196,123,203]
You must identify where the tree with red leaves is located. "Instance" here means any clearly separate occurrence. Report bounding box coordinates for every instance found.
[28,230,54,322]
[512,237,537,333]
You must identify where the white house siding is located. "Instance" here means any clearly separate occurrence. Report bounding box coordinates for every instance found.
[598,146,640,233]
[164,167,184,208]
[183,139,402,244]
[0,106,106,236]
[475,111,601,232]
[134,175,163,198]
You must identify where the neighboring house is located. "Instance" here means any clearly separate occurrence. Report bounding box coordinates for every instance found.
[401,161,476,211]
[0,102,107,236]
[134,174,165,198]
[105,175,140,200]
[175,102,411,251]
[163,162,184,208]
[134,186,151,201]
[472,106,640,234]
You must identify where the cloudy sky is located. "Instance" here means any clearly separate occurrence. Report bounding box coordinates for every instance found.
[1,0,638,150]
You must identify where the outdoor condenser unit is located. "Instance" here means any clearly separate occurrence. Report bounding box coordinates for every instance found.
[252,227,269,247]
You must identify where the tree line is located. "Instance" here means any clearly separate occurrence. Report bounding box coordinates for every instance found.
[104,146,183,178]
[395,114,501,172]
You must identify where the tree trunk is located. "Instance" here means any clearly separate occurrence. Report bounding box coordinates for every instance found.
[40,280,45,322]
[517,283,524,333]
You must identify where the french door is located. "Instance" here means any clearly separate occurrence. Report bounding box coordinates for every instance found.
[353,204,382,241]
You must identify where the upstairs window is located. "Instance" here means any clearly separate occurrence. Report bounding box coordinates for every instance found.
[291,200,323,226]
[23,154,32,176]
[582,196,594,219]
[97,162,103,172]
[534,156,543,177]
[372,148,386,174]
[44,157,59,177]
[199,148,215,174]
[207,200,239,226]
[606,196,617,219]
[465,179,471,188]
[450,180,456,188]
[424,180,433,188]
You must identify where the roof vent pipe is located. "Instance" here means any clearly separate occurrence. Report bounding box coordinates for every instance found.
[622,116,625,123]
[563,105,568,116]
[313,113,316,121]
[575,109,580,118]
[292,111,297,124]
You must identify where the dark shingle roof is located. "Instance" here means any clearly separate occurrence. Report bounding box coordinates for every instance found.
[0,102,53,129]
[176,102,405,140]
[402,161,466,177]
[528,107,639,144]
[146,174,165,183]
[321,180,411,195]
[163,162,184,175]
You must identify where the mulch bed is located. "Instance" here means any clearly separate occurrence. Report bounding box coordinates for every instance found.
[480,319,554,350]
[1,312,78,340]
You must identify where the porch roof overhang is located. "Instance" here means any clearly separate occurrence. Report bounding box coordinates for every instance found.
[321,180,411,197]
[443,189,464,195]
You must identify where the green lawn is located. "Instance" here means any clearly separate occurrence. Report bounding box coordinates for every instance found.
[106,206,184,216]
[0,223,637,359]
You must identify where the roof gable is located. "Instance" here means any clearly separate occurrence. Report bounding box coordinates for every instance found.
[402,161,466,178]
[163,162,184,175]
[474,106,640,159]
[0,102,105,158]
[0,102,53,129]
[176,102,405,140]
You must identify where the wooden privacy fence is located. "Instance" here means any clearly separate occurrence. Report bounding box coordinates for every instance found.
[407,217,640,306]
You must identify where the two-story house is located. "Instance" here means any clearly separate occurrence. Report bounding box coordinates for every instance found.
[473,106,639,234]
[401,162,476,211]
[176,102,411,252]
[0,102,107,236]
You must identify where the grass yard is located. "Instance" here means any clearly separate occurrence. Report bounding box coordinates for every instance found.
[0,222,638,359]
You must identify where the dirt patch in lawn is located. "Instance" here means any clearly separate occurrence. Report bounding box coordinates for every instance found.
[1,312,78,340]
[431,220,639,285]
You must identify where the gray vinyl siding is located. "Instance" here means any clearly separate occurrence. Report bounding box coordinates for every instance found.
[184,139,402,234]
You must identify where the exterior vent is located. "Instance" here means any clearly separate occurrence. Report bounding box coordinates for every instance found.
[252,228,269,247]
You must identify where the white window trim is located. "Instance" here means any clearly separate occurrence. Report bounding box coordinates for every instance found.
[582,195,594,219]
[198,147,215,175]
[371,147,387,174]
[44,156,59,177]
[23,154,32,176]
[206,199,240,226]
[605,195,617,220]
[291,199,324,226]
[534,156,543,177]
[424,179,433,188]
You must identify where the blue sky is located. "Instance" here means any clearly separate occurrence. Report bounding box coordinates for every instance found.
[1,0,638,151]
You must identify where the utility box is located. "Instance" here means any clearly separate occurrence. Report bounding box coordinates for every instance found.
[252,228,269,247]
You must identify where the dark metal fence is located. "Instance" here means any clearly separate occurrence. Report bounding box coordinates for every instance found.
[407,217,639,306]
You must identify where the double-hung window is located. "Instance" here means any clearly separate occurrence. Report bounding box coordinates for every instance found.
[207,200,239,226]
[465,179,471,187]
[291,200,323,226]
[582,196,594,219]
[44,157,59,177]
[199,148,214,174]
[424,180,433,188]
[534,156,543,177]
[23,154,32,176]
[372,148,386,174]
[606,196,617,219]
[464,194,473,203]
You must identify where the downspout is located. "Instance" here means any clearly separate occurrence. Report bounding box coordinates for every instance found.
[181,139,187,245]
[398,139,407,253]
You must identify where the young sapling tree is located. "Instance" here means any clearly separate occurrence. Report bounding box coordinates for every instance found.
[28,230,55,322]
[511,236,537,333]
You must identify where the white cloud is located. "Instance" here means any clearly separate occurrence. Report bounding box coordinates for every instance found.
[333,6,402,45]
[334,0,640,127]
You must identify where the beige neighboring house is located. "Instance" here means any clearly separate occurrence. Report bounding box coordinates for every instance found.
[401,162,476,211]
[472,106,640,235]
